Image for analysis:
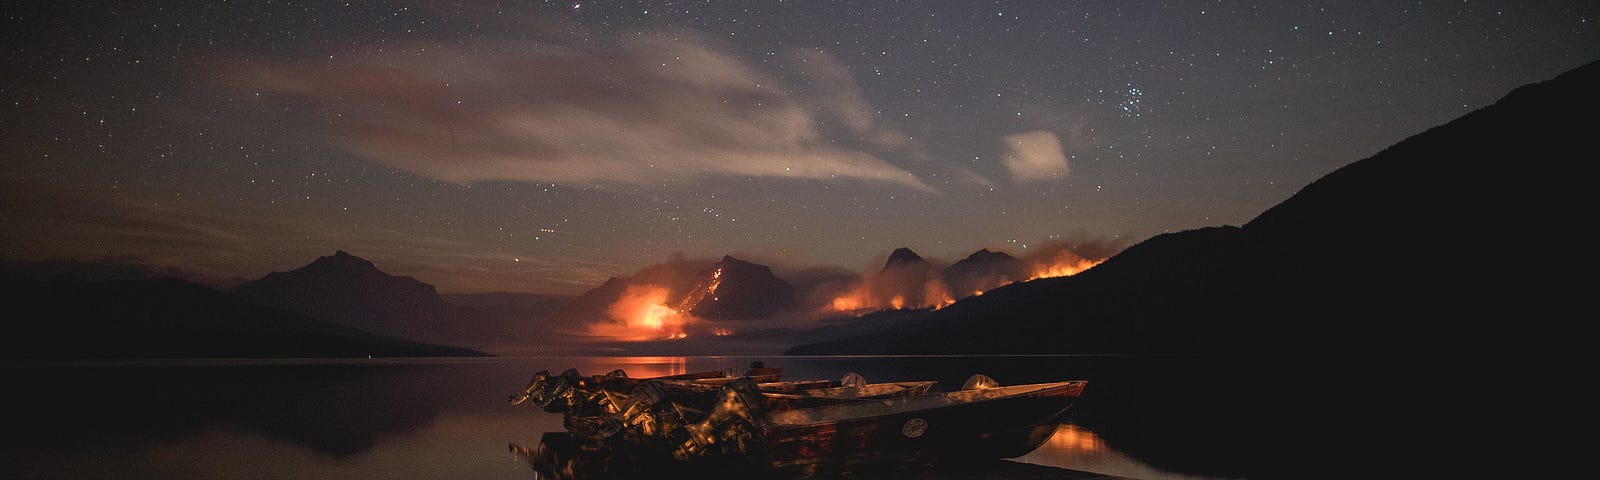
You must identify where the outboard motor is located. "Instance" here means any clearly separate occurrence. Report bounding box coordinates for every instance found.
[676,376,767,460]
[510,370,552,406]
[540,368,586,413]
[839,372,867,388]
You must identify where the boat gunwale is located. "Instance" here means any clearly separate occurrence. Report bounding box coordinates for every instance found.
[761,380,1086,428]
[759,381,937,400]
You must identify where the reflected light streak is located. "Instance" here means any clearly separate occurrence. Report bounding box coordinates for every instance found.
[601,356,688,378]
[1043,424,1108,452]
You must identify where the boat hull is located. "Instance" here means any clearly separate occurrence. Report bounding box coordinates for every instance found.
[757,381,1085,476]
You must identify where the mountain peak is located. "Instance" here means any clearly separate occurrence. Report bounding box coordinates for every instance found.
[229,250,465,346]
[961,249,1012,261]
[884,248,924,269]
[682,255,796,321]
[314,250,374,266]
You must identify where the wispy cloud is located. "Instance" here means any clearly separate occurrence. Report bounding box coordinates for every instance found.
[1001,130,1069,183]
[232,34,931,191]
[792,49,922,157]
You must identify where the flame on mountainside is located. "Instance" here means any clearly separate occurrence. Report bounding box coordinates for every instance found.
[828,275,954,313]
[1029,249,1104,280]
[827,246,1105,315]
[588,284,699,341]
[579,243,1115,337]
[676,267,722,310]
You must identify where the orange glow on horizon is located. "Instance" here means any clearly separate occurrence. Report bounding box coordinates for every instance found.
[827,278,955,313]
[589,284,698,341]
[830,290,870,312]
[825,249,1106,317]
[924,279,954,310]
[1030,251,1104,280]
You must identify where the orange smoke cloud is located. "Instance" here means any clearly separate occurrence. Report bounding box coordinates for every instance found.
[588,284,699,341]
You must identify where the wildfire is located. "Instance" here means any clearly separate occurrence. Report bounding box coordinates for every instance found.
[706,268,722,294]
[1030,250,1104,280]
[675,267,723,311]
[832,294,870,313]
[924,278,955,310]
[827,248,1105,316]
[590,284,699,341]
[827,277,955,313]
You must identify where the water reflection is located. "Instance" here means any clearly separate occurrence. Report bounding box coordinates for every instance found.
[512,431,1130,480]
[1015,424,1226,480]
[3,361,487,456]
[3,356,1260,480]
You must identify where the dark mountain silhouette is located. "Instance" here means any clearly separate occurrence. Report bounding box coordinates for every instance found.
[882,247,926,269]
[0,255,250,289]
[787,58,1598,358]
[229,251,510,349]
[557,256,798,327]
[559,276,630,320]
[784,57,1600,479]
[0,275,483,359]
[683,255,798,321]
[941,248,1031,296]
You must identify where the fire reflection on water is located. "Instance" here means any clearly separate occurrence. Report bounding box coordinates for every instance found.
[1015,423,1203,480]
[1042,424,1107,452]
[593,356,688,379]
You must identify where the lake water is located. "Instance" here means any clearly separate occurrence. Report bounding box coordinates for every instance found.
[2,355,1272,480]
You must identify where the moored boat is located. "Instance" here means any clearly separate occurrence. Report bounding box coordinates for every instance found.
[751,380,1088,475]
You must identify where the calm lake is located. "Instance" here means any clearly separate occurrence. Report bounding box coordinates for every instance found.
[2,355,1278,480]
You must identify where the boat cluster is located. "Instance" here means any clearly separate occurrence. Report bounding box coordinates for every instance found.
[509,366,936,461]
[508,364,1087,478]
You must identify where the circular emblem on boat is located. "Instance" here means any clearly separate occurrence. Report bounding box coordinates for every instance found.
[902,418,928,438]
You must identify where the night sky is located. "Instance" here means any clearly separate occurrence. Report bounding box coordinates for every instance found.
[4,1,1595,295]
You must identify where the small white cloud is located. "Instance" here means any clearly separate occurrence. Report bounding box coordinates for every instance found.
[1001,131,1068,182]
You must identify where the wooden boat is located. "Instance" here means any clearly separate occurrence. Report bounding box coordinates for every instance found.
[754,380,1087,475]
